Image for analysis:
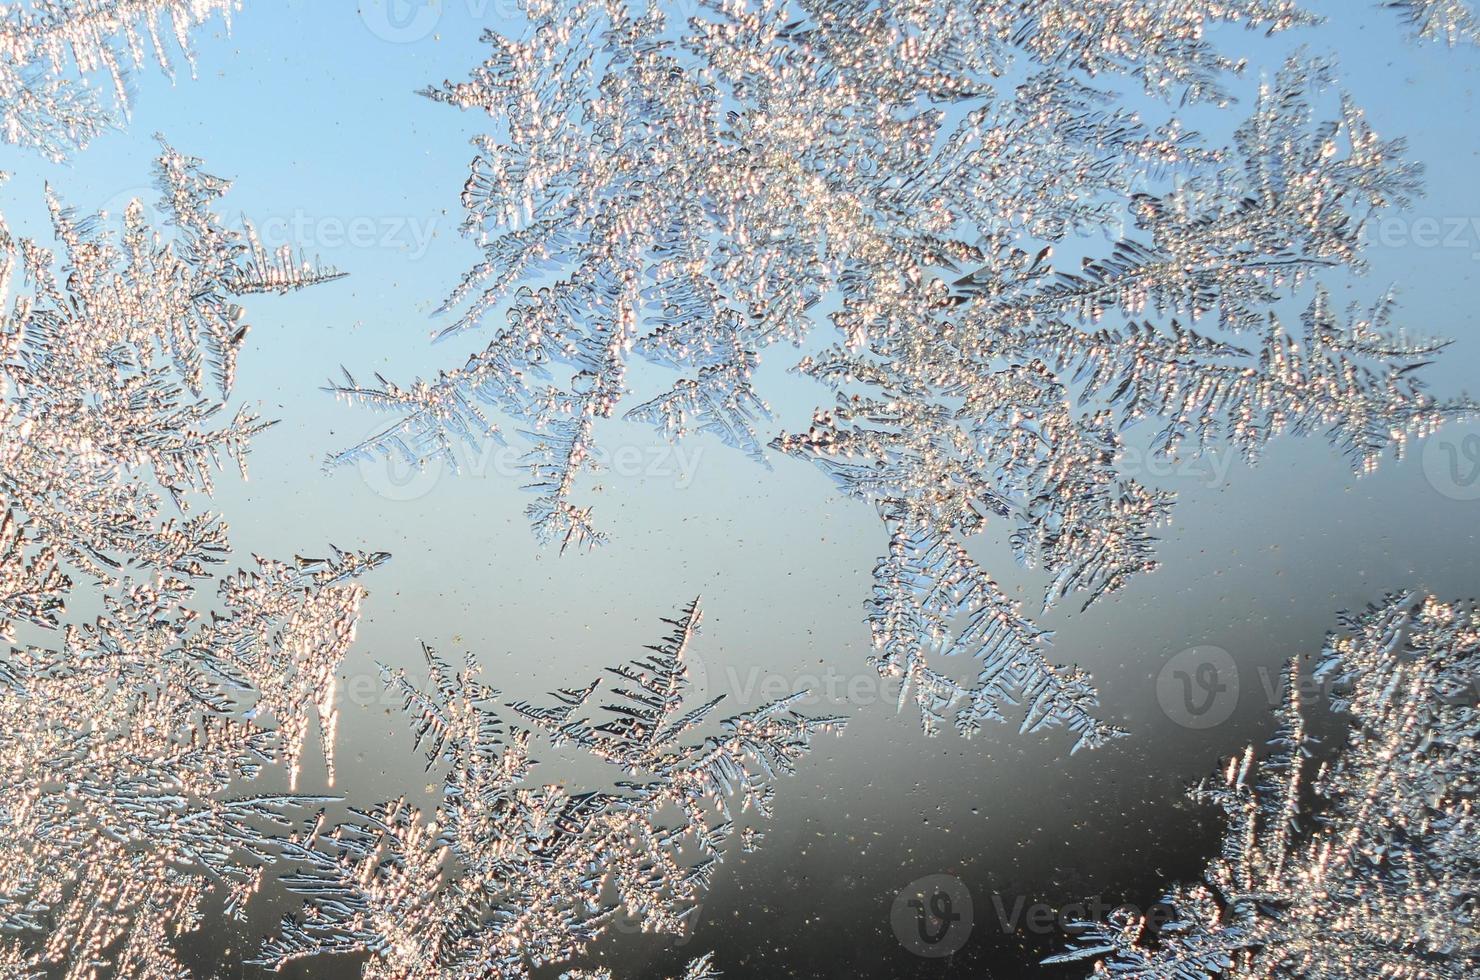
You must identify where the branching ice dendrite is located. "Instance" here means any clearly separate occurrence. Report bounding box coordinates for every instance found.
[0,0,239,160]
[0,137,342,640]
[0,141,364,980]
[256,598,844,980]
[327,0,1475,745]
[1386,0,1480,44]
[1048,592,1480,978]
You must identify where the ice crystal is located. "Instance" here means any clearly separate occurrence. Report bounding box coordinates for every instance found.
[1048,592,1480,978]
[0,0,239,161]
[563,953,720,980]
[0,142,366,979]
[328,2,1473,744]
[0,142,811,980]
[1387,0,1480,44]
[0,137,342,641]
[0,550,382,980]
[256,598,844,979]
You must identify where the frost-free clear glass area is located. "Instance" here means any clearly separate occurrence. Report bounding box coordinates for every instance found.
[1,2,1478,978]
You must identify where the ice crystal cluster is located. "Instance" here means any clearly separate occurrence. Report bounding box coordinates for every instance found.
[1049,592,1480,979]
[256,598,843,979]
[1388,0,1480,43]
[0,140,817,979]
[0,138,343,645]
[562,954,720,980]
[330,0,1475,746]
[0,142,372,979]
[0,0,238,160]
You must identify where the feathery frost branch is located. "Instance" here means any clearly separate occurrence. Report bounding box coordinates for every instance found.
[1050,592,1480,978]
[0,0,240,160]
[0,140,367,980]
[327,1,1475,743]
[256,598,844,980]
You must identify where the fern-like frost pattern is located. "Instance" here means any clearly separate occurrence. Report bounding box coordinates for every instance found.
[255,599,843,979]
[0,143,365,978]
[1049,592,1480,978]
[0,0,239,160]
[328,0,1474,743]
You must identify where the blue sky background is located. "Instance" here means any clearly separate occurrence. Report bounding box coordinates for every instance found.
[7,2,1480,975]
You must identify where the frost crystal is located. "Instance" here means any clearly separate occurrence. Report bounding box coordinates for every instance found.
[256,599,844,979]
[1386,0,1480,43]
[0,143,819,980]
[0,550,382,979]
[563,953,721,980]
[0,0,239,160]
[328,1,1474,743]
[0,143,367,979]
[1048,592,1480,979]
[0,138,342,642]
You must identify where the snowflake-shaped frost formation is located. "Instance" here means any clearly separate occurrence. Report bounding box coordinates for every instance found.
[1048,592,1480,978]
[0,137,342,642]
[0,141,368,980]
[256,598,844,980]
[328,1,1475,746]
[1386,1,1480,44]
[0,0,239,160]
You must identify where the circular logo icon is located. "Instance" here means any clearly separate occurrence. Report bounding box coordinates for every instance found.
[890,874,973,958]
[360,0,442,43]
[1156,645,1239,730]
[1422,429,1480,501]
[356,446,444,502]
